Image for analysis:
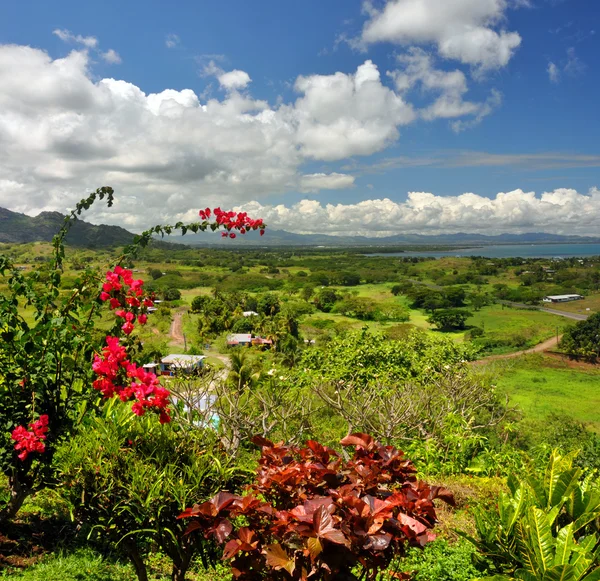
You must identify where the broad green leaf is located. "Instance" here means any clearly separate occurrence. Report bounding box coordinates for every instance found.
[542,564,575,581]
[555,524,575,567]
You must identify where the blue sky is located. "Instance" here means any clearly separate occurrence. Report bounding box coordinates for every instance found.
[0,0,599,235]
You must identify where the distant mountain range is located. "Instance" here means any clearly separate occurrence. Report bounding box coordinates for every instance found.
[2,206,600,248]
[176,228,600,247]
[0,207,135,247]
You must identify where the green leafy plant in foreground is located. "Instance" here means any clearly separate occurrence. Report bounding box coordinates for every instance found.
[56,401,244,581]
[463,450,600,580]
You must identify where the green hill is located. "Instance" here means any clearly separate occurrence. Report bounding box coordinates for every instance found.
[0,207,136,248]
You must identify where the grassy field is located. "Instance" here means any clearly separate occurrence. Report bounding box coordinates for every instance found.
[483,354,600,431]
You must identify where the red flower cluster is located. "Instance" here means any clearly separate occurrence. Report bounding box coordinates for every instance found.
[99,266,153,334]
[93,336,171,424]
[95,266,170,422]
[11,415,49,461]
[198,207,266,239]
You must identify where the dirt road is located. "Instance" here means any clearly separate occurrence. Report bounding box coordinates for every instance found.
[169,308,186,347]
[472,334,563,365]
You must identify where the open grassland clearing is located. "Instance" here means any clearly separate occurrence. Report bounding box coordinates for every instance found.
[483,354,600,431]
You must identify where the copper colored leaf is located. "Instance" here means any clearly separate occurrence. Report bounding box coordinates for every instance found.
[314,505,350,547]
[223,539,241,560]
[237,527,259,551]
[251,435,274,448]
[214,519,233,543]
[428,485,456,507]
[364,533,392,551]
[398,513,427,535]
[265,544,295,575]
[340,433,375,450]
[184,520,202,536]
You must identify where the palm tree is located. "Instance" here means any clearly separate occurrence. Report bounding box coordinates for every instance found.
[227,350,260,392]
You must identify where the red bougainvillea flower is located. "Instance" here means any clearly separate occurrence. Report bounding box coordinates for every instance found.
[92,337,171,422]
[11,415,49,461]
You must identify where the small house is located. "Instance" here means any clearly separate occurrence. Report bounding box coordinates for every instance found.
[158,354,206,376]
[227,333,253,346]
[242,311,259,317]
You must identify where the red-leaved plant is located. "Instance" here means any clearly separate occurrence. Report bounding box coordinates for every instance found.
[179,433,454,581]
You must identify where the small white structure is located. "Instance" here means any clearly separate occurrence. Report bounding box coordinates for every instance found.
[542,294,584,304]
[159,354,206,376]
[242,311,259,317]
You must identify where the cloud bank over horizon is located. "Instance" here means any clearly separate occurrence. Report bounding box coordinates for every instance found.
[238,188,600,237]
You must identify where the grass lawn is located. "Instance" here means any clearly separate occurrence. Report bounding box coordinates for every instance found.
[483,354,600,431]
[467,305,567,347]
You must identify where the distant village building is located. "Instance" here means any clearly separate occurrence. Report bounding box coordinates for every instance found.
[227,333,253,346]
[143,354,206,376]
[227,333,272,348]
[542,294,584,304]
[242,311,259,317]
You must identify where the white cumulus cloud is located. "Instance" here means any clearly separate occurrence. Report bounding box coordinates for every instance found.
[291,60,415,161]
[299,173,355,193]
[361,0,522,70]
[218,69,252,90]
[53,28,121,65]
[239,188,600,236]
[101,49,122,64]
[389,49,502,127]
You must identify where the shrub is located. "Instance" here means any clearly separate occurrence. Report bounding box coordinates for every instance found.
[465,450,600,579]
[163,287,182,301]
[399,539,487,581]
[56,403,239,581]
[180,433,454,581]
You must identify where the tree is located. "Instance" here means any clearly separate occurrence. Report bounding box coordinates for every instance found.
[191,295,209,313]
[561,312,600,361]
[314,288,341,313]
[257,293,281,317]
[445,286,466,307]
[428,309,473,331]
[163,287,182,301]
[148,267,164,280]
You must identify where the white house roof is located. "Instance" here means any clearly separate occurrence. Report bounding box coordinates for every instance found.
[227,334,252,343]
[161,354,206,367]
[242,311,259,317]
[544,294,583,300]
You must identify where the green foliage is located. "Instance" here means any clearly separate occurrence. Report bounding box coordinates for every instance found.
[428,308,473,331]
[561,313,600,361]
[55,402,239,581]
[162,287,182,301]
[1,549,134,581]
[0,187,117,523]
[300,329,476,386]
[465,450,600,580]
[398,539,487,581]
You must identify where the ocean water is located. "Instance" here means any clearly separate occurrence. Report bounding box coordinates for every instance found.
[369,244,600,259]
